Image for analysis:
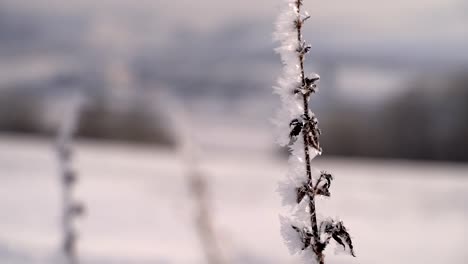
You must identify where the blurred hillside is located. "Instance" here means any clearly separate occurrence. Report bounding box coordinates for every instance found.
[0,0,467,161]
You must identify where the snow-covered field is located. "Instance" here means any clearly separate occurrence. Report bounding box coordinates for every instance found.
[1,134,468,264]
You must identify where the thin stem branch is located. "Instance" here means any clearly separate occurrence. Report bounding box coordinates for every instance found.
[295,1,323,263]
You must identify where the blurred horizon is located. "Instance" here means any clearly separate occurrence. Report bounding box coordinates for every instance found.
[2,0,468,161]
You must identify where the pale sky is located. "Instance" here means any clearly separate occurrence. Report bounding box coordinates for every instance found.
[3,0,468,62]
[5,0,467,33]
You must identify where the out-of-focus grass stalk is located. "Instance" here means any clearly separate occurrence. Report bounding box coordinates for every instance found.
[169,99,226,264]
[55,95,85,264]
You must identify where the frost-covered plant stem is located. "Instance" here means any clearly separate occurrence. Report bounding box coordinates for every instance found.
[292,2,321,260]
[186,156,224,264]
[294,2,322,261]
[295,1,321,261]
[274,1,355,263]
[170,100,225,264]
[56,97,84,264]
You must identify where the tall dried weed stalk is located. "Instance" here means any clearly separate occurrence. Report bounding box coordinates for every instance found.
[171,100,225,264]
[56,96,85,264]
[183,144,225,264]
[273,1,355,263]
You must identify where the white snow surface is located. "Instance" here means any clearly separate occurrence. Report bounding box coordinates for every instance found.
[1,134,468,264]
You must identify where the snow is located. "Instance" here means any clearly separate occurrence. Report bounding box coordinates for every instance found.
[1,135,468,263]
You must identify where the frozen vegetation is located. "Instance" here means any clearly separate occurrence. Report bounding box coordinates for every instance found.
[55,95,85,264]
[273,1,353,263]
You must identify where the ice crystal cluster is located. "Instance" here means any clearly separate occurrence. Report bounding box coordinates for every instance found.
[273,1,355,263]
[56,96,85,264]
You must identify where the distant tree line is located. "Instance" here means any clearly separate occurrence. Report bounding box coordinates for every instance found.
[320,71,468,162]
[1,71,467,162]
[0,89,175,147]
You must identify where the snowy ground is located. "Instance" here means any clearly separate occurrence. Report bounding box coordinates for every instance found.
[1,134,468,264]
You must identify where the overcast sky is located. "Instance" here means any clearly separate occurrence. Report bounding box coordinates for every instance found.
[3,0,467,64]
[5,0,467,35]
[2,0,468,71]
[1,0,467,108]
